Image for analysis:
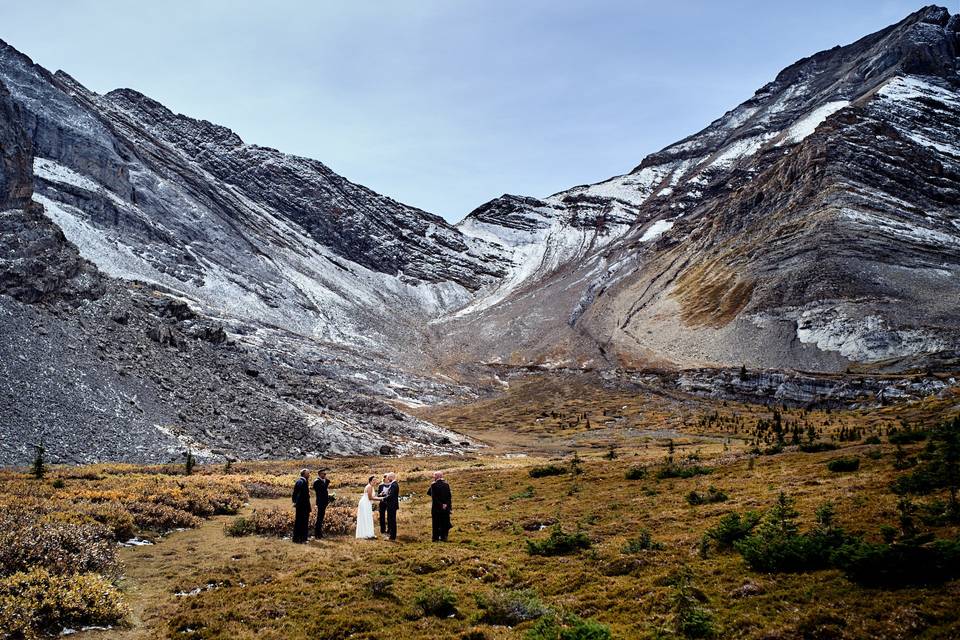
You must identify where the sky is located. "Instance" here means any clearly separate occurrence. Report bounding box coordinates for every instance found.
[0,1,945,222]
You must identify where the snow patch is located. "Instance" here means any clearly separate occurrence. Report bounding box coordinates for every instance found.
[640,218,676,242]
[777,101,850,145]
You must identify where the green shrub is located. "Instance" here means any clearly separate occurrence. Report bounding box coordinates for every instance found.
[657,465,713,480]
[529,465,566,478]
[831,536,960,587]
[888,428,928,445]
[474,589,550,625]
[625,466,647,480]
[686,486,728,506]
[0,568,128,638]
[701,511,760,553]
[525,613,611,640]
[864,435,882,445]
[527,525,591,556]
[734,496,849,573]
[826,457,860,472]
[414,585,458,617]
[798,442,838,453]
[621,529,663,553]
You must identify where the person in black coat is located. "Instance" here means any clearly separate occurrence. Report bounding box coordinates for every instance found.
[313,469,330,538]
[291,469,311,543]
[427,471,452,542]
[383,472,400,540]
[376,474,389,534]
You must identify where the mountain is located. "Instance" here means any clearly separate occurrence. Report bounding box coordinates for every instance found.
[0,40,505,464]
[1,6,958,464]
[443,5,960,372]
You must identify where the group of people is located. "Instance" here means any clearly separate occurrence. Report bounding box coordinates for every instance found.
[291,469,453,543]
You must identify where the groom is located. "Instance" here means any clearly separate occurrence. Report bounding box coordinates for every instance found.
[383,472,400,541]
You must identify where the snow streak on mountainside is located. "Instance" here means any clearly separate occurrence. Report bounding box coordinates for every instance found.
[443,5,960,372]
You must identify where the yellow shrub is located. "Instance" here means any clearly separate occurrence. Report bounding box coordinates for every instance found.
[0,509,118,578]
[225,506,355,537]
[0,568,128,639]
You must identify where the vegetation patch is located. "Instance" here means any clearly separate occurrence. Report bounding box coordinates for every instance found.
[621,529,664,553]
[0,568,128,638]
[686,486,728,505]
[624,466,647,480]
[414,585,458,618]
[525,612,611,640]
[657,464,713,479]
[826,457,861,472]
[529,464,566,478]
[526,525,591,556]
[225,505,354,537]
[798,442,839,453]
[474,588,550,626]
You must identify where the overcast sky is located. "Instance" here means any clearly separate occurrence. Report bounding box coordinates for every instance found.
[0,1,939,222]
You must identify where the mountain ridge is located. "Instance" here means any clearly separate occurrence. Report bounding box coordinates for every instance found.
[1,6,958,464]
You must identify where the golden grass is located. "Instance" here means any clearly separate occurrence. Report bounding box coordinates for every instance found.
[4,376,959,639]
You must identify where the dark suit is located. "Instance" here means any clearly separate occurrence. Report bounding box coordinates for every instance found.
[291,476,311,543]
[376,481,389,533]
[313,477,330,538]
[427,479,452,542]
[383,480,399,540]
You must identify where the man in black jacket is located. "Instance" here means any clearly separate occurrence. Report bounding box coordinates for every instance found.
[313,469,330,539]
[376,474,389,535]
[291,469,311,543]
[427,471,452,542]
[383,472,399,540]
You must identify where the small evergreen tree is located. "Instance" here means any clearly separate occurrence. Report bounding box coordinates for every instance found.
[31,441,46,480]
[184,449,195,476]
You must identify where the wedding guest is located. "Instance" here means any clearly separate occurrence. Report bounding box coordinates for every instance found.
[427,471,452,542]
[291,469,311,543]
[313,469,330,538]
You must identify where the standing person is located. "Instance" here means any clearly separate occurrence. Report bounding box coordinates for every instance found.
[427,471,452,542]
[291,469,311,543]
[376,474,389,535]
[313,469,330,539]
[383,472,400,541]
[355,475,381,539]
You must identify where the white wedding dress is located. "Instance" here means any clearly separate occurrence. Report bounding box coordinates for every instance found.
[355,484,376,539]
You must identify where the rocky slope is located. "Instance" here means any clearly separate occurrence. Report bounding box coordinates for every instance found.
[0,55,482,464]
[444,5,960,372]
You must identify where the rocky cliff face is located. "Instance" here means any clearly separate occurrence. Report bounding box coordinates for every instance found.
[443,5,960,372]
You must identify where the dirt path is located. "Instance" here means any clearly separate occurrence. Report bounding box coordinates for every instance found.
[74,498,352,639]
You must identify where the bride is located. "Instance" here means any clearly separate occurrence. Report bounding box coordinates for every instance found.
[355,475,381,539]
